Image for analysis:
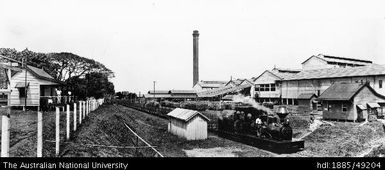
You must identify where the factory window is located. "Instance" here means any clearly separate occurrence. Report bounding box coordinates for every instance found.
[342,103,348,112]
[270,84,276,91]
[288,99,293,105]
[264,84,270,91]
[380,80,383,89]
[294,99,298,105]
[259,85,264,91]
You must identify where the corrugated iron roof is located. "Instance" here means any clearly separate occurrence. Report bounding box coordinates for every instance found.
[144,94,172,98]
[284,64,385,81]
[167,108,209,122]
[148,90,170,94]
[169,90,196,94]
[196,80,226,88]
[367,103,380,108]
[302,54,373,65]
[318,82,366,101]
[197,84,251,98]
[27,66,55,80]
[357,104,367,110]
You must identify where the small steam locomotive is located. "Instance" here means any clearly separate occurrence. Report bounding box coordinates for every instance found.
[217,104,304,153]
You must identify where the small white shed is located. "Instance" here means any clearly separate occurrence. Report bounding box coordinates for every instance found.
[167,108,210,140]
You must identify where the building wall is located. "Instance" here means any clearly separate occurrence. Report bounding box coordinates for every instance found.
[302,56,329,70]
[168,116,208,140]
[254,71,281,99]
[281,75,385,99]
[168,118,187,138]
[10,70,41,106]
[185,116,207,140]
[353,86,385,121]
[322,101,355,121]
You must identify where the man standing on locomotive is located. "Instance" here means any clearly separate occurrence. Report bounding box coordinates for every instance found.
[255,117,262,137]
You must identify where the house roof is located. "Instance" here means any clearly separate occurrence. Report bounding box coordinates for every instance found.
[167,108,210,122]
[284,64,385,81]
[13,65,61,84]
[302,54,373,65]
[297,93,317,99]
[318,82,368,101]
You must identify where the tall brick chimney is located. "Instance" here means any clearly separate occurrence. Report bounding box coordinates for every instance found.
[193,30,199,87]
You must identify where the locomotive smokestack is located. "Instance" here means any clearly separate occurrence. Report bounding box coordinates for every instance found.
[193,30,199,87]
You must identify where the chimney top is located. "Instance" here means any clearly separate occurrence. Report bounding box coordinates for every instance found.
[193,30,199,36]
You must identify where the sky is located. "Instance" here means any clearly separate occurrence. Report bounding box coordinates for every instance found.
[1,0,385,95]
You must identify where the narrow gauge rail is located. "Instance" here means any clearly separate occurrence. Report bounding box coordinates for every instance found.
[119,102,304,154]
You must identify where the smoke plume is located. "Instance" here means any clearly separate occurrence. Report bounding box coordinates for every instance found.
[232,94,274,115]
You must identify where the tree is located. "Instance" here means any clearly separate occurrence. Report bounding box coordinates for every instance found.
[66,72,115,100]
[1,48,115,99]
[48,52,114,81]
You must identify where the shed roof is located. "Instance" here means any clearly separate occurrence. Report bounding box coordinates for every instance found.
[318,82,367,101]
[167,108,210,122]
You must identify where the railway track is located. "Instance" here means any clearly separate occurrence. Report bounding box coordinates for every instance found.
[114,114,164,157]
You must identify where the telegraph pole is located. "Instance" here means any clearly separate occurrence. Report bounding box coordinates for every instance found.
[23,58,27,111]
[153,81,156,99]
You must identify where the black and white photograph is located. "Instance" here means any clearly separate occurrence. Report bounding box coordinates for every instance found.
[0,0,384,166]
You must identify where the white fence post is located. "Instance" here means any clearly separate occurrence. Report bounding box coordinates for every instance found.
[86,100,89,116]
[66,104,70,140]
[37,111,43,157]
[73,103,77,131]
[55,107,60,156]
[79,101,82,124]
[74,103,77,131]
[1,107,10,157]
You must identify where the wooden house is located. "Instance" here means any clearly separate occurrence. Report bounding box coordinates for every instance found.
[8,65,61,108]
[167,108,210,140]
[318,82,385,121]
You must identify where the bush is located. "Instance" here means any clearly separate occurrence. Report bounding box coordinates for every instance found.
[287,115,310,129]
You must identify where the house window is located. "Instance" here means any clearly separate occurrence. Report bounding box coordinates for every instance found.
[270,84,276,91]
[342,103,348,112]
[19,87,26,98]
[380,80,383,88]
